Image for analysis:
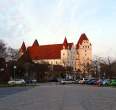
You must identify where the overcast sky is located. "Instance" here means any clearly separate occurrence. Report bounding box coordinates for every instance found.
[0,0,116,59]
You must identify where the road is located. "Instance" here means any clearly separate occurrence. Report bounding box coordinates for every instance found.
[0,84,116,110]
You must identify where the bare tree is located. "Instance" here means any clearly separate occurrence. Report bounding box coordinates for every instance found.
[111,61,116,78]
[0,40,6,58]
[6,47,18,61]
[94,56,113,79]
[92,56,103,78]
[101,57,113,79]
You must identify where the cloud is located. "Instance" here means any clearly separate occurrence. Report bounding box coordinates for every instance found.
[0,0,116,58]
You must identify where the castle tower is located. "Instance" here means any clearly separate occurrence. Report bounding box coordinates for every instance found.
[32,39,39,46]
[76,33,92,74]
[63,36,68,49]
[61,37,70,66]
[19,42,26,57]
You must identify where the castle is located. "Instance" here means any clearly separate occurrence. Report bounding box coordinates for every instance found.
[19,33,92,73]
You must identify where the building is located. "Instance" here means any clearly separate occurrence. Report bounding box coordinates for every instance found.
[19,33,92,74]
[76,33,92,73]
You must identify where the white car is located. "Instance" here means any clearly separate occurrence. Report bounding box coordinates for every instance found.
[60,79,75,84]
[78,78,88,84]
[8,80,15,85]
[8,79,25,85]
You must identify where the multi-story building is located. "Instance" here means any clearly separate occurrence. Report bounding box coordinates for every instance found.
[19,33,92,73]
[75,33,92,73]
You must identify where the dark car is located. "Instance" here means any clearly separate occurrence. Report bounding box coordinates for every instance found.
[96,79,104,86]
[86,79,96,85]
[48,78,58,82]
[25,79,37,84]
[85,79,92,84]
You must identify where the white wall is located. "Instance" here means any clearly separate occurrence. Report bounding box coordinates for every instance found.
[76,40,92,71]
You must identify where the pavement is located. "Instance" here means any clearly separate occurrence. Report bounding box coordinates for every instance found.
[0,84,116,110]
[0,87,30,99]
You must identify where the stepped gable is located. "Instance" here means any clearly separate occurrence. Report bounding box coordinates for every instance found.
[19,42,26,53]
[76,33,88,49]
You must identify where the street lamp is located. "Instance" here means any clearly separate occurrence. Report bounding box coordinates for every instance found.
[13,65,16,80]
[95,60,101,79]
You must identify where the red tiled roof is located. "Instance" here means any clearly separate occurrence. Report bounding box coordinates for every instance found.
[76,33,88,49]
[28,43,73,60]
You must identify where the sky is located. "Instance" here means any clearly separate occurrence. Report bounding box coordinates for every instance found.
[0,0,116,59]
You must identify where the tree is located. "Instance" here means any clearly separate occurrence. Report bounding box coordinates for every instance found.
[0,58,10,82]
[110,61,116,78]
[107,57,112,79]
[6,47,18,61]
[0,40,6,58]
[33,63,49,81]
[16,49,33,79]
[99,57,113,79]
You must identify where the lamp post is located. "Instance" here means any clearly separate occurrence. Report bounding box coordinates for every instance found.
[98,64,101,79]
[95,60,101,79]
[13,65,16,80]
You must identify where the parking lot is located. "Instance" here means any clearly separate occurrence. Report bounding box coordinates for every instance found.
[0,83,116,110]
[0,87,31,99]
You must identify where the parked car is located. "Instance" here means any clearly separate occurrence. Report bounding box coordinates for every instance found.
[109,79,116,86]
[8,80,15,85]
[84,79,93,84]
[25,79,37,84]
[48,78,58,82]
[102,79,110,86]
[78,78,88,84]
[86,79,96,85]
[74,79,80,84]
[96,79,104,86]
[60,79,75,84]
[8,79,25,85]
